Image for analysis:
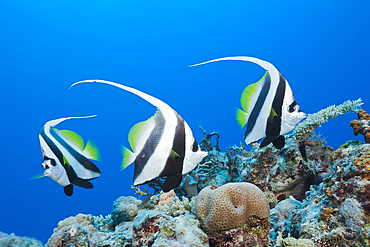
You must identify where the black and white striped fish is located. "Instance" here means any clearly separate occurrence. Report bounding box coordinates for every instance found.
[38,115,101,196]
[191,56,306,149]
[69,80,208,192]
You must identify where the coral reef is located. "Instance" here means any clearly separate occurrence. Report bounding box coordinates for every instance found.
[189,134,333,208]
[158,190,176,206]
[0,231,43,247]
[46,194,208,247]
[153,191,196,217]
[293,98,363,142]
[281,237,315,247]
[350,109,370,143]
[112,196,141,226]
[204,216,270,247]
[43,105,370,246]
[195,182,270,231]
[285,141,370,246]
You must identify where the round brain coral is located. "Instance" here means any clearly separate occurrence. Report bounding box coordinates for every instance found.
[195,182,270,231]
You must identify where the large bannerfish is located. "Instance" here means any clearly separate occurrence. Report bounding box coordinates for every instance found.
[191,56,306,149]
[38,115,102,196]
[69,80,208,192]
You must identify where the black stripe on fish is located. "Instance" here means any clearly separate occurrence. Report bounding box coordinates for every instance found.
[160,111,186,192]
[40,126,76,186]
[289,101,298,113]
[39,126,65,169]
[49,127,101,174]
[265,73,286,138]
[244,72,272,140]
[133,110,166,183]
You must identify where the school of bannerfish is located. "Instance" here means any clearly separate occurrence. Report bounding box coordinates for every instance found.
[33,56,306,195]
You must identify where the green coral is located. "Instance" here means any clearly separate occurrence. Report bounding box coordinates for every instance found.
[293,99,363,142]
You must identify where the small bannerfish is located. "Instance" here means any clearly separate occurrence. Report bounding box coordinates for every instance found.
[38,115,101,196]
[69,80,208,192]
[191,56,306,149]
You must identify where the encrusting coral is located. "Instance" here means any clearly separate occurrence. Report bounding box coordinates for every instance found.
[195,182,270,231]
[293,98,363,142]
[350,109,370,143]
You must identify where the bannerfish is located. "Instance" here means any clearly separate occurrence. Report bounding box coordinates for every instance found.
[38,115,102,196]
[191,56,306,149]
[69,80,208,192]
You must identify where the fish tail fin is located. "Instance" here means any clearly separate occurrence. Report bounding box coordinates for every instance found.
[121,145,134,170]
[235,107,248,128]
[83,138,102,161]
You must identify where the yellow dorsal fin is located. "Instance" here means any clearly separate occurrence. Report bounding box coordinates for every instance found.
[56,129,84,151]
[240,71,268,112]
[128,110,157,152]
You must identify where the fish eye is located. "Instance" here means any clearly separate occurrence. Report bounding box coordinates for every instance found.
[192,141,199,152]
[50,159,56,166]
[288,101,298,113]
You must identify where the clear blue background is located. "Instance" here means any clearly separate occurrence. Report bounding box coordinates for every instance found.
[1,0,369,244]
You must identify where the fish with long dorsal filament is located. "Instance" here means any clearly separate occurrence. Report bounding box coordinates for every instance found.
[69,80,208,192]
[191,56,306,149]
[37,115,101,196]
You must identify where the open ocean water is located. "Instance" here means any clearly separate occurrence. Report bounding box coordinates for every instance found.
[0,0,369,244]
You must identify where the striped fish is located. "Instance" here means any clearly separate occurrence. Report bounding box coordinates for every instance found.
[191,56,306,149]
[69,80,208,192]
[38,115,101,196]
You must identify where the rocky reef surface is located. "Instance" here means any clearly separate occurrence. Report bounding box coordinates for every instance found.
[0,231,43,247]
[4,101,370,247]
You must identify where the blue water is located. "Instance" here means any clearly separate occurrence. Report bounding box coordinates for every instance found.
[1,1,369,244]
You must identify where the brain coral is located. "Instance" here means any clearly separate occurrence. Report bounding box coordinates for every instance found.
[195,182,270,231]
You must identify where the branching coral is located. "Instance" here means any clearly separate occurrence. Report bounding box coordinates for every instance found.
[350,109,370,143]
[199,126,221,152]
[154,190,196,216]
[293,99,363,142]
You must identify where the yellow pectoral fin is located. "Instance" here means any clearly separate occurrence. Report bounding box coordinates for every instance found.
[63,155,70,167]
[269,106,278,123]
[169,150,181,161]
